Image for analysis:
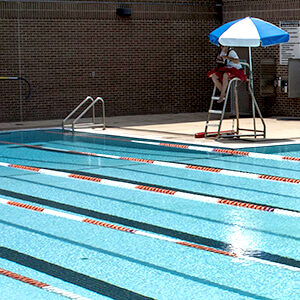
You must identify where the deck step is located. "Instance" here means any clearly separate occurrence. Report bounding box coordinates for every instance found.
[208,110,222,114]
[211,96,220,101]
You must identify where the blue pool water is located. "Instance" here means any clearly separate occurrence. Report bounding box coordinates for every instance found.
[243,143,300,156]
[0,129,299,300]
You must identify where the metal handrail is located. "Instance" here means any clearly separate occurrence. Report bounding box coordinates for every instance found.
[0,76,31,101]
[205,60,266,139]
[62,96,105,132]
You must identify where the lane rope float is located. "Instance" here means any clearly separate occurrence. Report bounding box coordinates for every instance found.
[3,188,299,264]
[45,131,300,163]
[0,198,299,272]
[0,161,299,218]
[3,187,298,253]
[0,267,91,300]
[1,140,300,185]
[0,197,236,258]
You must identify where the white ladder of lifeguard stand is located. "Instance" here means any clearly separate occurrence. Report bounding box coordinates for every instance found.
[204,62,266,139]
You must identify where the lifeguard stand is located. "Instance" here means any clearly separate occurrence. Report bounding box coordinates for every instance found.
[204,62,266,139]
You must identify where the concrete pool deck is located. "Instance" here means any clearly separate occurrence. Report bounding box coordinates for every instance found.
[0,112,300,148]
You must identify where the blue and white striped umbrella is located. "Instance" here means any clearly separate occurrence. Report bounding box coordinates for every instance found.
[209,17,289,47]
[209,17,289,89]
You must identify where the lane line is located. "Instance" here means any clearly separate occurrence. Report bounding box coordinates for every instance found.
[44,131,300,163]
[0,161,299,217]
[1,198,299,272]
[2,140,300,184]
[3,188,299,262]
[0,267,91,300]
[2,187,298,257]
[0,247,154,300]
[0,198,235,258]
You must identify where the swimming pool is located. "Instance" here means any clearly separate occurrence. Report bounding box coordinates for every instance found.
[0,129,299,299]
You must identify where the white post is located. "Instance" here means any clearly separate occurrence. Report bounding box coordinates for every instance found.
[248,47,254,90]
[248,47,257,135]
[18,2,23,123]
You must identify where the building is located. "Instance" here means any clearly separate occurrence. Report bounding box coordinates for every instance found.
[0,0,299,123]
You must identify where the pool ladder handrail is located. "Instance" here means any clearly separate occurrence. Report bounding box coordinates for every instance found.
[62,96,105,132]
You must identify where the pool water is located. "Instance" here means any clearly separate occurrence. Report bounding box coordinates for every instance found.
[243,143,300,157]
[0,129,299,300]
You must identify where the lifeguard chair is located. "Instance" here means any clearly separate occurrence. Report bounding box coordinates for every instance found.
[203,61,266,139]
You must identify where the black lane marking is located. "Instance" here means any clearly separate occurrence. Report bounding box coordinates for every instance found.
[4,176,299,241]
[0,220,273,300]
[2,140,300,213]
[51,167,300,215]
[0,246,154,300]
[0,188,299,270]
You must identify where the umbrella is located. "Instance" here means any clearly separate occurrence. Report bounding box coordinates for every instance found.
[209,17,289,47]
[209,17,289,87]
[207,17,289,139]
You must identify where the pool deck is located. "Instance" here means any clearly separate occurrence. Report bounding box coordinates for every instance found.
[0,112,300,149]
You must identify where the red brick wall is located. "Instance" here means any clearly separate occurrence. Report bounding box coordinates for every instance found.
[2,0,297,123]
[0,0,220,122]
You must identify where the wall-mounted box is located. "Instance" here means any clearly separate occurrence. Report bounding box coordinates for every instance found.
[288,59,300,98]
[116,8,132,17]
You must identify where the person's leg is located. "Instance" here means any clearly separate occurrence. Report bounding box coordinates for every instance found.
[218,72,229,103]
[211,73,222,92]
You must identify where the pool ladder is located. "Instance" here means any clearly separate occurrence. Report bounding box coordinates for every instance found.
[62,96,105,132]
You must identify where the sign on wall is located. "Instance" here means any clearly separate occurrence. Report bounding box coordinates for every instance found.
[280,21,300,65]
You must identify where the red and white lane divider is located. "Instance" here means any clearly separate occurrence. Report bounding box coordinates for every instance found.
[134,140,300,162]
[0,161,299,217]
[1,141,300,185]
[0,267,91,300]
[45,131,300,162]
[0,197,236,258]
[32,148,300,184]
[1,198,299,272]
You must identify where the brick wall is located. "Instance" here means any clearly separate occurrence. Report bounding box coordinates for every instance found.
[2,0,297,123]
[223,0,300,117]
[0,0,220,122]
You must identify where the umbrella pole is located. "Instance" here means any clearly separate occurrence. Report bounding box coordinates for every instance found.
[248,46,257,136]
[249,47,253,90]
